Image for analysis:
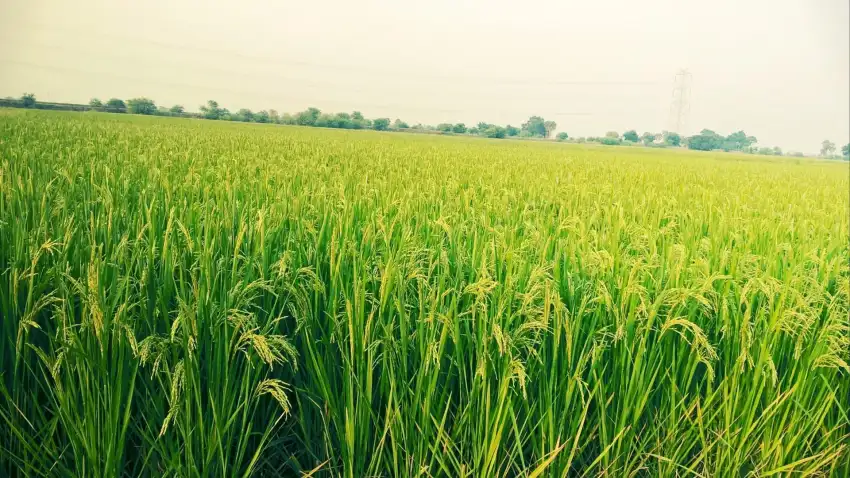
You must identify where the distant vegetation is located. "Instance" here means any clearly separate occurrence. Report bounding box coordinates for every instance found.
[2,92,847,159]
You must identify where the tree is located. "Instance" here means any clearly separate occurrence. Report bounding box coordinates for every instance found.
[640,132,656,145]
[482,125,506,139]
[127,97,157,115]
[332,112,353,129]
[622,130,639,142]
[268,109,280,123]
[349,112,369,129]
[452,123,467,134]
[373,118,390,131]
[169,105,184,114]
[842,143,849,159]
[254,110,270,123]
[556,132,569,141]
[605,131,620,139]
[663,131,681,147]
[105,98,127,113]
[436,123,453,133]
[543,120,557,138]
[521,116,547,137]
[89,98,103,109]
[392,119,409,129]
[20,93,36,108]
[235,108,255,122]
[280,113,295,125]
[200,100,223,120]
[600,137,621,146]
[820,140,836,157]
[687,129,724,151]
[348,115,368,129]
[723,130,757,151]
[314,113,333,128]
[772,146,782,156]
[505,125,520,137]
[295,107,321,126]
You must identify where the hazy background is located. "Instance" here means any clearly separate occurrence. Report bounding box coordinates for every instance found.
[1,0,847,154]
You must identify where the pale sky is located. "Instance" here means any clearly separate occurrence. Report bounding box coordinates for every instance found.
[1,0,848,154]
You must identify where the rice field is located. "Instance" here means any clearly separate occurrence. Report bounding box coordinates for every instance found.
[1,109,848,477]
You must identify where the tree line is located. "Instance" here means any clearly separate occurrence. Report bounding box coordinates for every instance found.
[5,93,849,159]
[681,129,849,159]
[76,97,563,140]
[194,100,562,139]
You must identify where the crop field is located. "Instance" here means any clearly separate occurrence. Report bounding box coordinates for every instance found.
[1,109,848,477]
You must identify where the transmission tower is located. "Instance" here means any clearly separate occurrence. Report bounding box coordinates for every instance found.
[668,69,692,135]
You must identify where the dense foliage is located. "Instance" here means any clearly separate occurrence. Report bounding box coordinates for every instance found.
[7,93,848,156]
[1,110,849,477]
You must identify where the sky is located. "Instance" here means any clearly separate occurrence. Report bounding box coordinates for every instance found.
[1,0,848,154]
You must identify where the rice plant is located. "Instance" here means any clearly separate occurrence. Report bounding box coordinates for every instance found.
[1,109,848,476]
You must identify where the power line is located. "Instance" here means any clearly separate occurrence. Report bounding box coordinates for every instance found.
[0,58,598,118]
[11,22,663,88]
[0,36,609,103]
